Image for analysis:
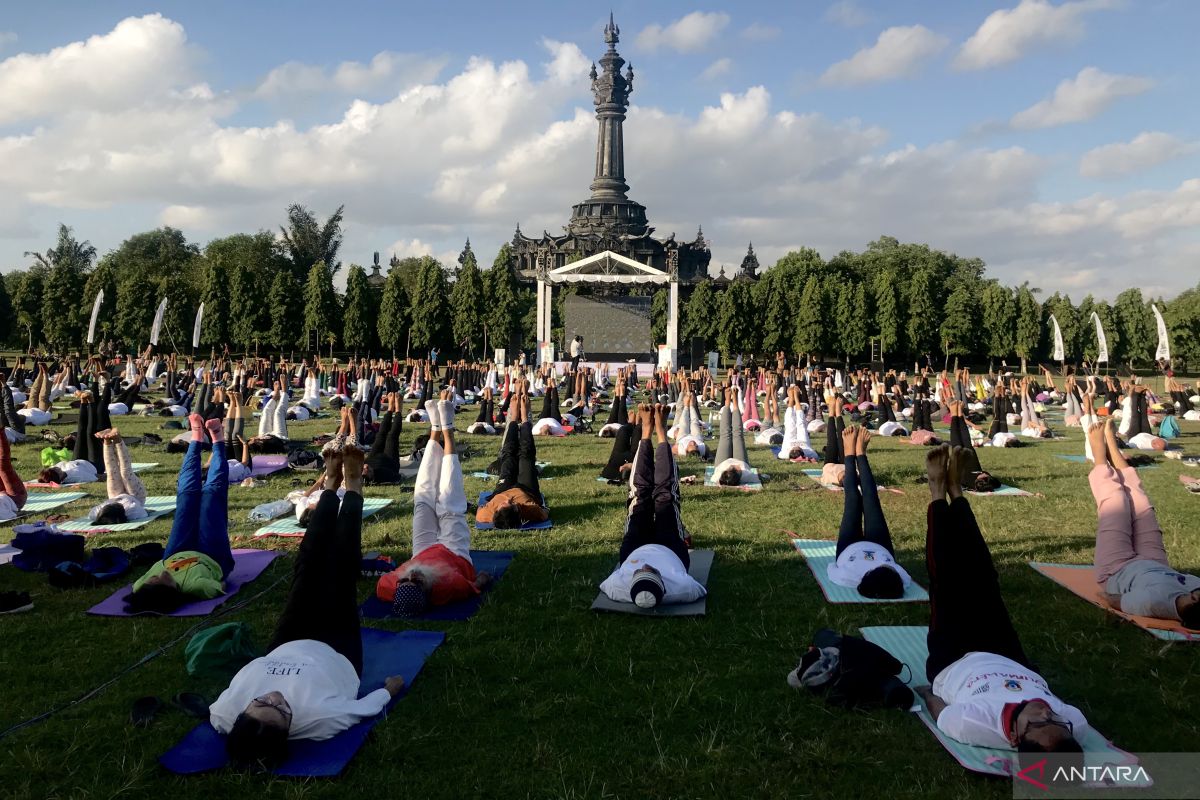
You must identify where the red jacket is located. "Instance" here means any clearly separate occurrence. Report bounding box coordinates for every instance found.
[375,544,478,606]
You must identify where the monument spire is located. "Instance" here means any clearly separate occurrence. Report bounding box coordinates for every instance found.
[589,13,633,200]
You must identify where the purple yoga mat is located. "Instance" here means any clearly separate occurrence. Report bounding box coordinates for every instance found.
[250,455,289,478]
[86,548,282,617]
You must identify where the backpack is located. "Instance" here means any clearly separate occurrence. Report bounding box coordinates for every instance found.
[288,448,323,471]
[1159,414,1180,440]
[789,628,913,710]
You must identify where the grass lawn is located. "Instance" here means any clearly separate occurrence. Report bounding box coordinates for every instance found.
[1,406,1198,799]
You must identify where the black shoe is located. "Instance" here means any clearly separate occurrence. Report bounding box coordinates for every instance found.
[0,590,33,614]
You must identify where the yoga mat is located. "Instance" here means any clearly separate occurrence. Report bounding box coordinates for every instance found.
[56,496,177,533]
[703,465,762,491]
[24,462,159,489]
[249,454,290,478]
[591,549,713,616]
[0,543,18,565]
[252,497,394,538]
[160,629,445,777]
[470,461,551,480]
[769,446,817,463]
[860,625,1140,778]
[1054,454,1158,470]
[1,491,87,523]
[87,549,281,617]
[966,484,1034,497]
[799,468,903,494]
[474,491,552,530]
[360,550,515,620]
[1029,562,1199,642]
[789,539,928,603]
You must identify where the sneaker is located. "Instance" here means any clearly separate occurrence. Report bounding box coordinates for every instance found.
[0,590,33,614]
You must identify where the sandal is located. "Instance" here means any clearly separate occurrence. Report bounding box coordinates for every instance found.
[172,692,209,720]
[130,696,161,728]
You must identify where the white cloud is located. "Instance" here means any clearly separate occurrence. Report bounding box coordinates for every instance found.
[820,25,948,87]
[0,32,17,52]
[1,14,1197,301]
[955,0,1120,71]
[636,12,730,53]
[1079,132,1197,178]
[255,51,446,97]
[0,14,195,125]
[700,57,732,81]
[1010,67,1152,129]
[740,23,781,41]
[824,1,872,27]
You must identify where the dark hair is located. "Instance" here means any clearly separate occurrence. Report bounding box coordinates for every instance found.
[39,467,65,484]
[492,504,522,530]
[1017,733,1084,754]
[768,432,783,446]
[789,446,804,460]
[718,466,741,486]
[125,582,188,614]
[1179,602,1200,631]
[226,713,289,768]
[858,566,904,599]
[297,507,312,527]
[94,502,127,525]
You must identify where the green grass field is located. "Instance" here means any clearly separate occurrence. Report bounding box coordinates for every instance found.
[1,406,1198,799]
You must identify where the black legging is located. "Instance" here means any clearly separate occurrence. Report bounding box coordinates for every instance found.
[617,439,688,568]
[474,397,494,425]
[836,454,894,558]
[494,421,541,498]
[601,424,636,480]
[270,490,365,676]
[605,394,629,426]
[72,399,104,473]
[366,411,404,483]
[987,395,1008,438]
[539,386,562,424]
[823,414,846,465]
[926,497,1030,681]
[1129,391,1153,437]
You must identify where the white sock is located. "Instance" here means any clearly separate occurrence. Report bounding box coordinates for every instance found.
[437,399,455,431]
[425,400,442,430]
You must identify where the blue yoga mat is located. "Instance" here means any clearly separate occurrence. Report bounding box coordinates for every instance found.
[474,491,552,530]
[159,629,444,777]
[359,550,515,621]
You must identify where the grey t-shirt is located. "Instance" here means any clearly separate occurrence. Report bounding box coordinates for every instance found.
[1105,559,1200,620]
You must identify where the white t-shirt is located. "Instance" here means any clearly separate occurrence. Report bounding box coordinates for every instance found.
[598,423,623,437]
[712,457,751,479]
[19,408,52,426]
[288,405,312,421]
[878,421,906,437]
[88,493,148,521]
[287,486,346,521]
[55,459,98,484]
[209,639,391,742]
[1128,432,1160,451]
[599,544,706,606]
[107,402,130,416]
[675,435,706,457]
[826,541,912,589]
[532,417,565,436]
[228,461,252,483]
[932,651,1090,749]
[991,432,1017,448]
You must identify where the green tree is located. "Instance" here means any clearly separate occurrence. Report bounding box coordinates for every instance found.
[0,276,14,348]
[682,279,720,350]
[1092,300,1119,368]
[377,268,410,356]
[792,277,825,359]
[267,271,297,349]
[871,270,901,359]
[1014,284,1042,373]
[409,256,449,352]
[1076,294,1097,361]
[650,288,668,343]
[198,259,230,348]
[342,264,375,354]
[980,282,1015,370]
[29,224,96,348]
[837,282,868,362]
[1043,292,1079,365]
[12,269,45,352]
[280,204,345,278]
[303,260,338,352]
[1114,288,1154,368]
[940,281,978,360]
[482,247,519,353]
[905,269,939,359]
[110,228,202,348]
[450,242,484,355]
[207,231,284,351]
[716,281,754,358]
[82,257,118,347]
[1165,284,1200,369]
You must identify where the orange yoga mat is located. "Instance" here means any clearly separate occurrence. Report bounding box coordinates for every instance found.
[1030,562,1199,641]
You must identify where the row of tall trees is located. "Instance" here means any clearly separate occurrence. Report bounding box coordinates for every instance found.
[3,222,1198,370]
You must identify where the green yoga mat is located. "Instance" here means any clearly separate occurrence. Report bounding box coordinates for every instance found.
[790,539,927,603]
[252,497,393,538]
[57,496,177,533]
[859,626,1140,778]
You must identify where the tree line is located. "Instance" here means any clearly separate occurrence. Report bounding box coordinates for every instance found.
[3,217,1198,372]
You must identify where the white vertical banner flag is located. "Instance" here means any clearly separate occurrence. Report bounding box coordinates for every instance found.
[1152,304,1171,361]
[1091,312,1109,364]
[1049,314,1065,362]
[192,303,205,350]
[86,290,104,345]
[149,298,168,346]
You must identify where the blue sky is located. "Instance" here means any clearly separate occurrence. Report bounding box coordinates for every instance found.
[1,1,1197,299]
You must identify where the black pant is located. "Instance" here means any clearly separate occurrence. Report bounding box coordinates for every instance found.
[1130,391,1152,437]
[824,414,846,464]
[366,411,403,483]
[987,396,1008,437]
[474,397,494,425]
[618,440,688,568]
[271,490,365,676]
[925,497,1030,682]
[601,423,636,480]
[495,421,540,498]
[605,395,629,426]
[73,399,104,473]
[836,455,894,558]
[539,387,562,424]
[1,383,23,434]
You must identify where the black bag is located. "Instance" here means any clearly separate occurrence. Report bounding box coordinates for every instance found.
[288,449,323,471]
[793,628,913,710]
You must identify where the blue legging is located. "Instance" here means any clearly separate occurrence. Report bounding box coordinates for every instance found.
[163,439,234,577]
[835,454,895,558]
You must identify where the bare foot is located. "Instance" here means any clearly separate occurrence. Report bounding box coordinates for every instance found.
[858,428,872,456]
[653,403,669,442]
[639,403,653,439]
[188,413,206,440]
[341,443,364,492]
[926,445,949,502]
[947,446,964,499]
[1087,420,1108,466]
[94,428,121,441]
[1103,418,1129,470]
[841,425,857,460]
